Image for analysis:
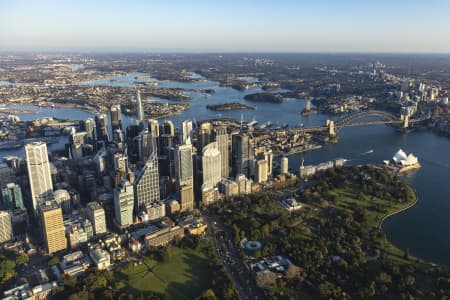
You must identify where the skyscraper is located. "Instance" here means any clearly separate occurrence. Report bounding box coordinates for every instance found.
[202,142,221,187]
[86,202,107,235]
[136,89,144,123]
[137,130,156,162]
[232,133,254,177]
[25,142,53,213]
[84,118,96,143]
[148,119,160,138]
[114,180,134,228]
[174,144,194,211]
[0,211,12,244]
[198,122,212,150]
[133,154,160,213]
[280,156,289,174]
[40,201,66,253]
[1,183,24,210]
[110,104,122,130]
[175,144,194,186]
[0,163,15,189]
[162,120,175,137]
[95,114,109,142]
[181,120,193,144]
[159,120,175,155]
[256,159,269,183]
[265,151,274,176]
[215,126,229,178]
[113,153,129,178]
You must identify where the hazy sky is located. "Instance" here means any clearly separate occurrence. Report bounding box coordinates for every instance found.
[1,0,450,53]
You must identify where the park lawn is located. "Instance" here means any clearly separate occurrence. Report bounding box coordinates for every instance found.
[114,247,212,299]
[327,185,425,266]
[327,184,415,228]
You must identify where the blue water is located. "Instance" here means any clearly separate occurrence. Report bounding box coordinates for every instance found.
[2,74,450,267]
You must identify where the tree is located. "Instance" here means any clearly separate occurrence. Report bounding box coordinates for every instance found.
[16,253,29,266]
[196,289,218,300]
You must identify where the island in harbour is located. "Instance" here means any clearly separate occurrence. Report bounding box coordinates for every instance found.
[206,102,256,111]
[244,92,284,103]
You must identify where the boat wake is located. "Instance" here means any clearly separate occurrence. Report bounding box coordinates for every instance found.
[361,149,374,155]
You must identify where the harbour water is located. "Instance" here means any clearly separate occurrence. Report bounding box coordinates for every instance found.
[1,74,450,267]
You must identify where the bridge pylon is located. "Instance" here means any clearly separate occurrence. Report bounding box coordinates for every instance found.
[326,120,336,137]
[403,115,409,129]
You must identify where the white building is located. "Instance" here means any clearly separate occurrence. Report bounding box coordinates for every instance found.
[280,156,289,174]
[391,149,419,166]
[202,142,222,187]
[86,202,107,235]
[25,142,54,213]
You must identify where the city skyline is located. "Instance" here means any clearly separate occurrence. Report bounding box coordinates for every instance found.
[1,0,450,53]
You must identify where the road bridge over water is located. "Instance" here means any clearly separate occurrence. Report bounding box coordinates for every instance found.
[289,110,429,137]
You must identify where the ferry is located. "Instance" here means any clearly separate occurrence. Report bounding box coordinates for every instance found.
[259,121,273,129]
[247,117,258,127]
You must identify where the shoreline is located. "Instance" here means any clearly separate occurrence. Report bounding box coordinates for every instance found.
[378,184,418,230]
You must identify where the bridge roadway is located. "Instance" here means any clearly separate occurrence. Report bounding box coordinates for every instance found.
[283,110,428,134]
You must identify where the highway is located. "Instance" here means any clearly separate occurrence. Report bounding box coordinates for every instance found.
[202,210,266,300]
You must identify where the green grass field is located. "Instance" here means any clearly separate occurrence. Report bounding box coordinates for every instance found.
[114,247,212,299]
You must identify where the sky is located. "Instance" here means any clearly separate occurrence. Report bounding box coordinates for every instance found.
[1,0,450,53]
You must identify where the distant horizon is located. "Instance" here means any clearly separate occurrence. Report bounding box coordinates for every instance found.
[1,49,450,56]
[1,0,450,53]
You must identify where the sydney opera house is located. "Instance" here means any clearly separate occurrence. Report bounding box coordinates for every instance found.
[384,149,421,172]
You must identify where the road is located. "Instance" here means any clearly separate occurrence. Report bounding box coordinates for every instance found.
[202,210,266,300]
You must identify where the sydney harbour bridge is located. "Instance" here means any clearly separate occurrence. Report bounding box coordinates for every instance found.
[291,110,430,137]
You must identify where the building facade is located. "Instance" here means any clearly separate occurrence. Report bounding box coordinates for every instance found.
[215,126,230,178]
[40,201,66,253]
[1,183,24,210]
[133,154,160,213]
[86,202,107,235]
[0,211,12,244]
[114,180,134,228]
[202,142,221,187]
[25,142,54,213]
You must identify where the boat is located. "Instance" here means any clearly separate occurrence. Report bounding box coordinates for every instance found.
[259,121,273,129]
[247,117,258,127]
